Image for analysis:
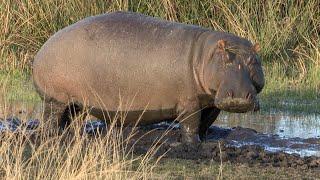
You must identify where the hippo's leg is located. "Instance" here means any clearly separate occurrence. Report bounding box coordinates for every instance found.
[42,99,68,134]
[43,100,87,134]
[199,107,221,141]
[59,103,87,130]
[176,101,201,143]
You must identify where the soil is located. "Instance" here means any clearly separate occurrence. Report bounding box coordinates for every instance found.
[118,122,320,170]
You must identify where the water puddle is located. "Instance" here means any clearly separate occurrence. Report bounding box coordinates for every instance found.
[214,112,320,157]
[216,112,320,139]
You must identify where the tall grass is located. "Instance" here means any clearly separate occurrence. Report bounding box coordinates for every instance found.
[0,124,162,179]
[1,0,319,73]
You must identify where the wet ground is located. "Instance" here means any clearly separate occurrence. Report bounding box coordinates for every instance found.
[0,102,320,169]
[1,117,320,169]
[126,121,319,169]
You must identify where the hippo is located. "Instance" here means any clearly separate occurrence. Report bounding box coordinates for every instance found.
[32,11,264,143]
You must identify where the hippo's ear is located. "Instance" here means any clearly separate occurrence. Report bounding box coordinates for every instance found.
[252,43,260,53]
[217,40,226,50]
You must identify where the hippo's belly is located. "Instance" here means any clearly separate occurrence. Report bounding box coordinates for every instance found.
[89,107,177,125]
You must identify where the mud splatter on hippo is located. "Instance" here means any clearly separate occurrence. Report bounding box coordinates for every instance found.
[32,11,264,143]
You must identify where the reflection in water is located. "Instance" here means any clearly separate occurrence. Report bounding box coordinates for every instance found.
[215,112,320,157]
[216,112,320,139]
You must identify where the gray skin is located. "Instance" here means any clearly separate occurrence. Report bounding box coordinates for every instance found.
[32,11,264,142]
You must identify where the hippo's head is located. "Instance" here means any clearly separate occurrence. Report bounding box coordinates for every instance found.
[202,40,264,113]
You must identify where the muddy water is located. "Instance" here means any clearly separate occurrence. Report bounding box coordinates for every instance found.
[1,102,320,158]
[214,112,320,157]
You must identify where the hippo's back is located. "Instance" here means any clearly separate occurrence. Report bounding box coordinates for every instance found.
[33,12,207,112]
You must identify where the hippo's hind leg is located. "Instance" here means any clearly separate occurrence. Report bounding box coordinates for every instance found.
[199,107,221,141]
[42,99,87,134]
[42,99,68,134]
[60,102,87,130]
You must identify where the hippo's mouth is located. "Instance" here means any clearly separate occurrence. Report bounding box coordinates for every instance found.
[214,97,259,113]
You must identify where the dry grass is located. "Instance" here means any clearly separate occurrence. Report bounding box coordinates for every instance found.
[0,0,319,72]
[0,105,165,179]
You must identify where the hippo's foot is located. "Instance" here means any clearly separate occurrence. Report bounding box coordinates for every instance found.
[180,132,201,144]
[199,133,208,142]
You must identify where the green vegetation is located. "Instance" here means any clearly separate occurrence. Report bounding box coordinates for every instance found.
[0,70,40,103]
[261,64,320,113]
[0,0,319,179]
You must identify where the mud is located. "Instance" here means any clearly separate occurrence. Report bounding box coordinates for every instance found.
[123,122,320,169]
[1,117,320,169]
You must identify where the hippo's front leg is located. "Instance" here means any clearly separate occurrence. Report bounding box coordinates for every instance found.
[176,99,201,143]
[199,107,221,141]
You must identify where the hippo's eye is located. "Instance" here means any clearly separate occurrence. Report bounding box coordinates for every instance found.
[246,56,257,67]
